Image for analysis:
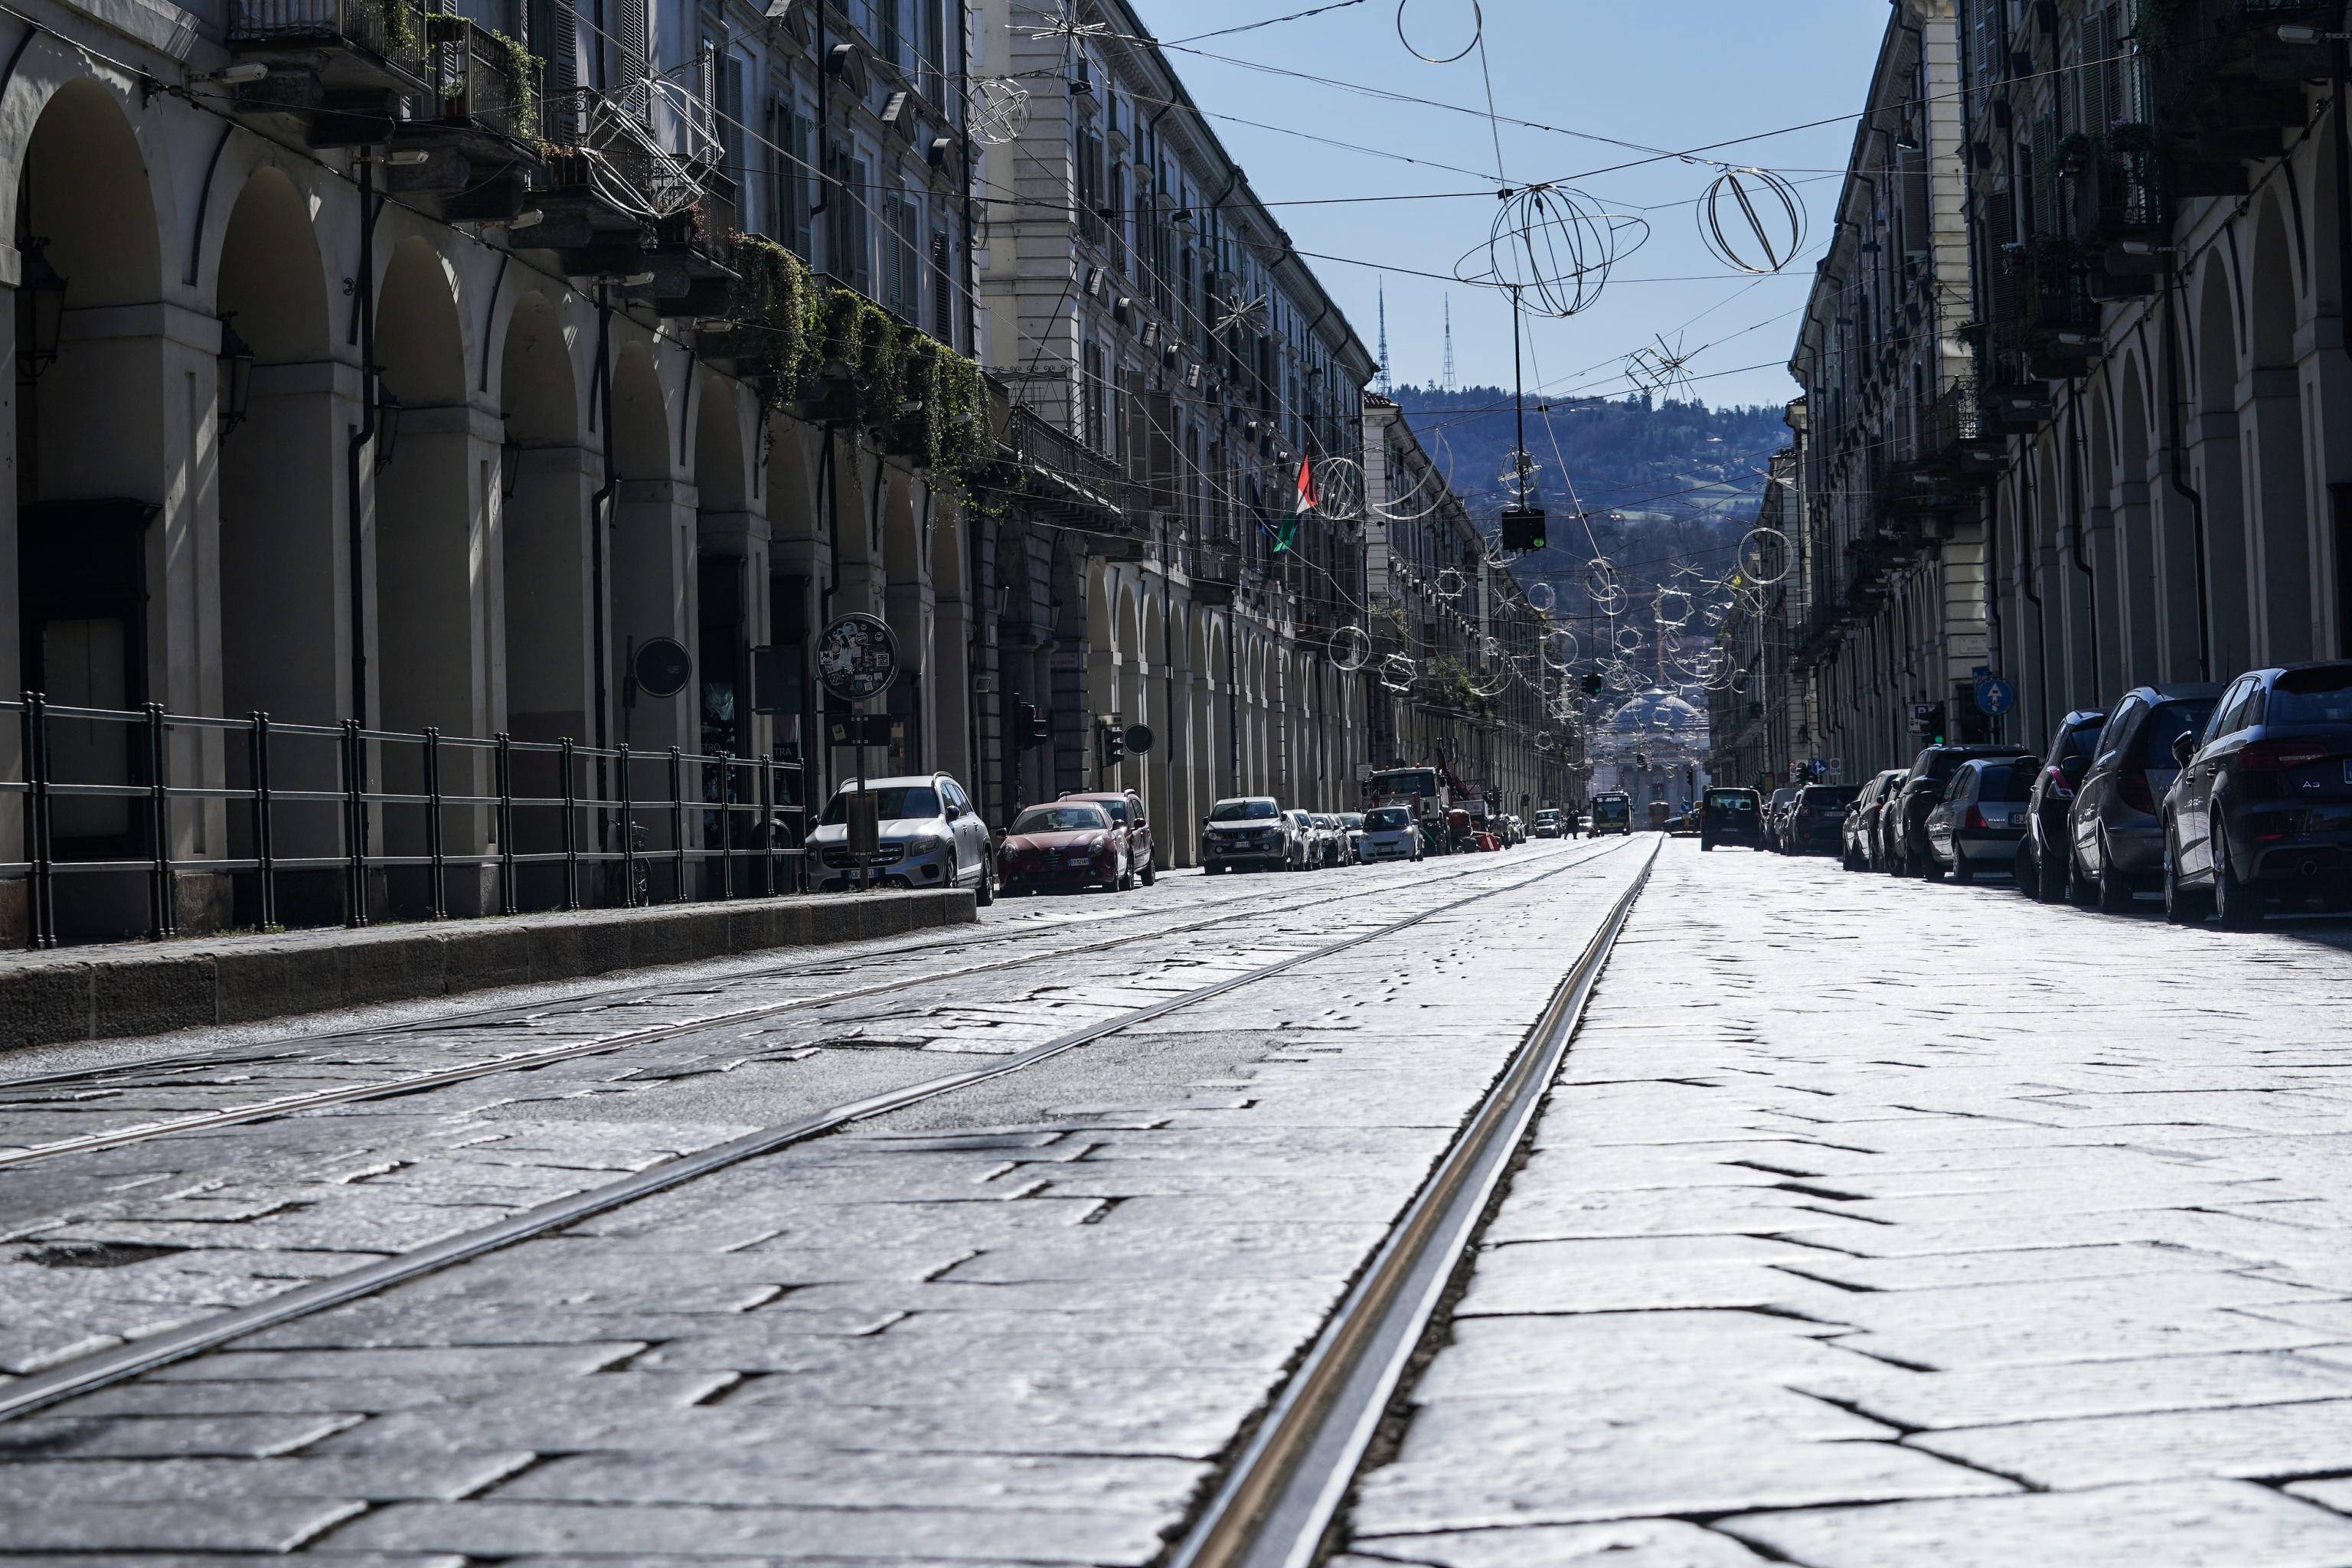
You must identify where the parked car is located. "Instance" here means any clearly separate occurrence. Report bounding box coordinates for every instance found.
[2014,709,2108,903]
[1589,792,1634,836]
[1888,745,2034,876]
[1762,788,1798,851]
[1338,812,1368,863]
[808,773,995,901]
[2068,682,2223,912]
[1698,787,1763,851]
[1200,796,1288,874]
[1787,783,1862,856]
[1308,812,1343,867]
[1842,770,1907,871]
[1285,809,1320,871]
[995,801,1135,895]
[1922,756,2037,884]
[1534,808,1561,838]
[1059,789,1154,887]
[2164,662,2352,926]
[1359,803,1423,862]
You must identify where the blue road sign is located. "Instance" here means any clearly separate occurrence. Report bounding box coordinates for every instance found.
[1975,677,2017,717]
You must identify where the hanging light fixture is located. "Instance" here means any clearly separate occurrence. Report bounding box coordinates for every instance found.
[501,430,522,500]
[17,237,67,380]
[372,385,402,472]
[217,315,256,438]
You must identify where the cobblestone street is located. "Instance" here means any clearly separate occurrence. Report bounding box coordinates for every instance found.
[3,840,2350,1563]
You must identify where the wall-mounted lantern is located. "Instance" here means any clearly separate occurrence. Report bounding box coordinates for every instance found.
[17,237,67,380]
[217,315,256,438]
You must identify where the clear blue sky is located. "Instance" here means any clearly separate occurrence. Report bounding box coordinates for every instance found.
[1122,0,1891,410]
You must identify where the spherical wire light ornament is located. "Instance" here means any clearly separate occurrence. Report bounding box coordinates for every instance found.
[1328,624,1372,672]
[969,78,1031,148]
[1471,663,1509,699]
[1462,185,1651,320]
[1536,730,1557,753]
[1655,586,1694,626]
[1526,580,1557,615]
[1395,0,1482,63]
[1436,567,1468,600]
[1736,527,1793,586]
[1698,166,1808,276]
[1613,624,1645,655]
[1542,627,1579,670]
[1380,654,1416,692]
[1315,456,1367,525]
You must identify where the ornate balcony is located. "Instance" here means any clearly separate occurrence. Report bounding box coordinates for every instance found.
[224,0,432,145]
[2148,0,2332,164]
[388,16,542,223]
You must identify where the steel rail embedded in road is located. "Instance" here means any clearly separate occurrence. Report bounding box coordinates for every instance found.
[0,846,1622,1170]
[1168,839,1659,1568]
[0,841,1641,1426]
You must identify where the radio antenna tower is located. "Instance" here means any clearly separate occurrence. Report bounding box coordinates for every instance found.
[1442,294,1458,394]
[1375,276,1393,396]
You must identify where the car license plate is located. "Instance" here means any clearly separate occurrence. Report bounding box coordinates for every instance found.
[2008,812,2027,828]
[1067,854,1089,867]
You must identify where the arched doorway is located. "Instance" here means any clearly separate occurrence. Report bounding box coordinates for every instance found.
[2246,194,2313,664]
[215,166,339,925]
[2195,254,2251,677]
[373,235,488,913]
[15,80,169,939]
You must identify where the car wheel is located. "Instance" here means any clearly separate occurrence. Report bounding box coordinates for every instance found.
[1922,852,1945,882]
[2095,843,2134,915]
[2213,829,2263,929]
[1117,864,1135,893]
[1141,858,1156,887]
[974,856,996,907]
[1700,838,1714,851]
[2164,828,2210,925]
[2013,844,2037,897]
[1952,855,1975,885]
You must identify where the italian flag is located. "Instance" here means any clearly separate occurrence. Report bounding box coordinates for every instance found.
[1275,456,1315,554]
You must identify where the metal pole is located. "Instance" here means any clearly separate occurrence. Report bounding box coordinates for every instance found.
[560,737,580,911]
[24,692,54,949]
[717,751,734,900]
[619,743,638,906]
[341,720,368,928]
[423,727,446,920]
[250,712,276,931]
[669,746,687,902]
[495,733,517,916]
[145,703,175,940]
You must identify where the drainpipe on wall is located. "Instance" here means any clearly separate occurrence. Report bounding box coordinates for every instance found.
[2066,378,2099,704]
[2019,459,2050,733]
[346,160,379,730]
[589,286,615,760]
[2162,260,2214,679]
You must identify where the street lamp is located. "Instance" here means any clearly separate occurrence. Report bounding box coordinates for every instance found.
[17,237,67,381]
[372,385,402,472]
[217,315,255,438]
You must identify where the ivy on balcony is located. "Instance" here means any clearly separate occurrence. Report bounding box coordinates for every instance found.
[715,237,991,487]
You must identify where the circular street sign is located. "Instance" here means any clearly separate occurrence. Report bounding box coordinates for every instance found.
[632,636,694,699]
[1975,677,2017,717]
[1124,724,1155,755]
[815,613,900,702]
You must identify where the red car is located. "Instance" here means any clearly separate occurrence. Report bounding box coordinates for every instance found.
[995,800,1137,893]
[1058,789,1155,887]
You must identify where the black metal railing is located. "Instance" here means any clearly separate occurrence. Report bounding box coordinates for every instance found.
[227,0,430,81]
[425,16,541,145]
[0,696,808,951]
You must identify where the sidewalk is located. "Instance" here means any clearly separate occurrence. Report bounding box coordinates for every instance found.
[0,890,976,1053]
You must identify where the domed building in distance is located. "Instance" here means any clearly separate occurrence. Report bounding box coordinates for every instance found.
[1588,686,1711,819]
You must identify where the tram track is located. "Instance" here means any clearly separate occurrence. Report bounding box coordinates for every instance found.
[1169,839,1658,1568]
[0,837,1648,1426]
[0,844,1624,1171]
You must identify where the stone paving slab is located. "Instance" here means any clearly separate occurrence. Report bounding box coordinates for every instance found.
[1341,843,2352,1567]
[0,847,1638,1561]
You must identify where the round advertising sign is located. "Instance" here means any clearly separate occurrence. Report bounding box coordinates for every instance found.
[632,636,694,699]
[1123,724,1155,756]
[815,613,900,702]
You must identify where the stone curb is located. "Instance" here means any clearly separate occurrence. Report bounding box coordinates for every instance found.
[0,890,977,1053]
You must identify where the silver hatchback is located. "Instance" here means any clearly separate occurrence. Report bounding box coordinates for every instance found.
[806,773,995,899]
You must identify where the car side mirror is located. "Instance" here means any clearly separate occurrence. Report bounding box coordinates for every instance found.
[2171,732,2196,768]
[2061,755,2089,786]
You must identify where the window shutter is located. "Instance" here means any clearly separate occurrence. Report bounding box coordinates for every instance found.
[615,0,648,120]
[547,0,580,139]
[930,228,953,341]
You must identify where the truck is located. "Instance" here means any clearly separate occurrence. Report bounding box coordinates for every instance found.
[1363,766,1449,854]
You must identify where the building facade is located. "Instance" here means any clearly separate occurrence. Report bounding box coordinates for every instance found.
[1361,394,1563,818]
[1780,0,2352,776]
[970,0,1378,855]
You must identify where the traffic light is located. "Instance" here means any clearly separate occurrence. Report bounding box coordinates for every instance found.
[1017,702,1051,745]
[1096,717,1125,771]
[1582,672,1605,696]
[1499,506,1547,552]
